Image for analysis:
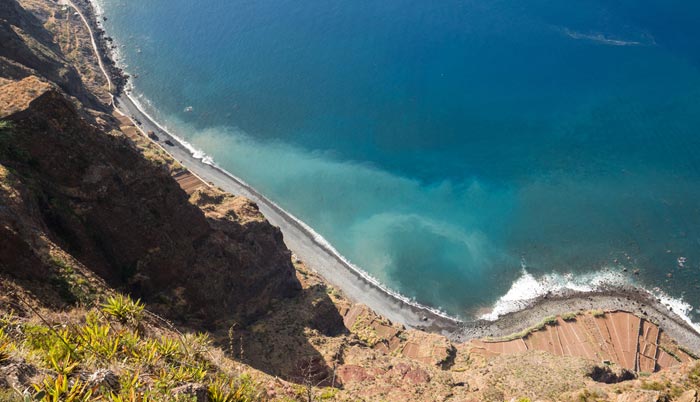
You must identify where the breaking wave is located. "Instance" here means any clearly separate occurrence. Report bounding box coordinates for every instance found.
[481,267,700,334]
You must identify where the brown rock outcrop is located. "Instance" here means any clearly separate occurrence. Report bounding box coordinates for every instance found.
[676,390,698,402]
[616,390,662,402]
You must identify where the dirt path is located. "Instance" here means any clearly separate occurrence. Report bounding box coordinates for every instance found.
[61,0,112,95]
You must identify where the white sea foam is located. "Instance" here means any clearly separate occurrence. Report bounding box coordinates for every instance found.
[654,290,700,334]
[89,0,105,17]
[559,27,652,47]
[481,267,700,334]
[480,268,628,321]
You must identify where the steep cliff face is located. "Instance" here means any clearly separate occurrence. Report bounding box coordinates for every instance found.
[0,0,103,108]
[0,74,299,325]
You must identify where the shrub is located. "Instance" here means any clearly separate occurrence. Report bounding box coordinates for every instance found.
[659,345,682,363]
[109,370,153,401]
[0,328,10,362]
[590,309,605,318]
[320,387,338,400]
[562,312,578,322]
[678,345,699,360]
[33,375,93,402]
[543,316,558,326]
[101,294,145,326]
[182,332,212,356]
[78,315,123,362]
[154,364,207,391]
[154,336,182,361]
[640,381,665,391]
[209,374,261,402]
[49,355,79,375]
[689,362,700,387]
[24,324,80,365]
[0,120,13,134]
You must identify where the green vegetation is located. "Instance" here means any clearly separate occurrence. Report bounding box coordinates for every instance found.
[678,345,699,360]
[576,389,608,402]
[33,375,93,402]
[49,256,97,304]
[0,119,33,164]
[0,294,264,401]
[562,312,578,322]
[686,363,700,385]
[659,345,682,363]
[590,309,605,318]
[208,374,261,402]
[484,315,561,342]
[101,293,145,326]
[640,381,665,391]
[0,328,9,362]
[0,120,12,132]
[542,316,558,325]
[639,378,686,399]
[320,387,339,400]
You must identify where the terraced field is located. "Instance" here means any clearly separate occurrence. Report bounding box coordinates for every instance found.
[471,311,696,373]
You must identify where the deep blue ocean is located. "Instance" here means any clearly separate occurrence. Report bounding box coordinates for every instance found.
[95,0,700,324]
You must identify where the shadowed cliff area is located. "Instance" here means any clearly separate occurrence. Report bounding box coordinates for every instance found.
[0,74,301,328]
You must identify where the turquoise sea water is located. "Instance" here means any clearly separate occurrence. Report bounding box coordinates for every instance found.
[95,0,700,323]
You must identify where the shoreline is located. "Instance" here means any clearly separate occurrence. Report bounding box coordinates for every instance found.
[77,0,700,351]
[114,92,462,336]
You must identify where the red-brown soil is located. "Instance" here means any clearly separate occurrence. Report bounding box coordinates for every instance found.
[470,311,696,373]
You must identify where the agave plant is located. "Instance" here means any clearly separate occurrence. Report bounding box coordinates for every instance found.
[33,375,93,402]
[101,294,145,326]
[208,375,261,402]
[0,328,10,362]
[78,320,120,361]
[48,356,79,376]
